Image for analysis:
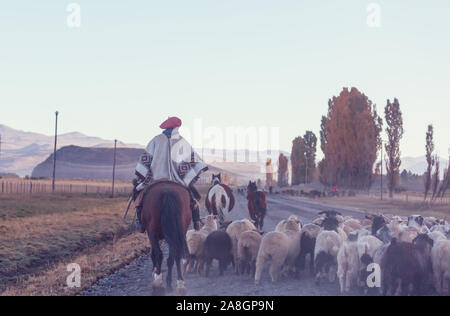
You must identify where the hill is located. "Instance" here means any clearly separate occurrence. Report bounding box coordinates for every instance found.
[3,124,446,180]
[31,145,233,182]
[0,124,143,176]
[32,146,145,180]
[401,156,449,176]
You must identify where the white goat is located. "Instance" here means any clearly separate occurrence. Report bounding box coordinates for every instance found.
[431,237,450,295]
[314,230,342,284]
[255,231,290,285]
[227,219,258,272]
[337,238,360,293]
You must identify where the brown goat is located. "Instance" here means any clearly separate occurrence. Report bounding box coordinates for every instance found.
[297,223,321,275]
[202,231,234,277]
[381,234,434,295]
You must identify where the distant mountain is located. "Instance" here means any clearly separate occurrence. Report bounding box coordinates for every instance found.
[0,124,143,176]
[199,148,290,163]
[32,145,229,181]
[2,123,446,180]
[199,148,290,181]
[31,146,144,180]
[0,124,287,178]
[401,156,449,175]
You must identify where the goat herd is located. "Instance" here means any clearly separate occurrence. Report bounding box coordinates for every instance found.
[183,211,450,296]
[237,188,357,199]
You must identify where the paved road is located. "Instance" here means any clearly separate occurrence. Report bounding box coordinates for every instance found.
[82,194,368,296]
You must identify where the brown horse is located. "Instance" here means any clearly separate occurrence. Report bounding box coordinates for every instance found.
[247,181,267,230]
[141,181,193,295]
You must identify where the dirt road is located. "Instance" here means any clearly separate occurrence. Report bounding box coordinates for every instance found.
[82,194,368,296]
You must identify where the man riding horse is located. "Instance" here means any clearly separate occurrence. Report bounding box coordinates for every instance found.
[133,116,208,232]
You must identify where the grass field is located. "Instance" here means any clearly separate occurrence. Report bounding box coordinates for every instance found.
[0,184,212,296]
[0,193,151,295]
[316,194,450,219]
[0,194,120,220]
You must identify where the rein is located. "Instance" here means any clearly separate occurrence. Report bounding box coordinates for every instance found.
[122,194,134,220]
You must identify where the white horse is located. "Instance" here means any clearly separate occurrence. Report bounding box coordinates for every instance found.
[205,174,235,227]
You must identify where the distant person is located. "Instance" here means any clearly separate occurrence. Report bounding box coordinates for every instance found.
[132,117,208,232]
[333,186,338,197]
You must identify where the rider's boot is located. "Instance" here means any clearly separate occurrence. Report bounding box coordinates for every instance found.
[189,184,202,231]
[191,200,201,231]
[136,206,146,233]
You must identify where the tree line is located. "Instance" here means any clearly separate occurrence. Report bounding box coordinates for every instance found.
[423,125,450,201]
[267,87,449,199]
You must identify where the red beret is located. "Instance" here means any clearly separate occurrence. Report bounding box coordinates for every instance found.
[160,116,182,129]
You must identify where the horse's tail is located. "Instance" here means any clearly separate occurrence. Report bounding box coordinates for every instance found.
[160,191,187,259]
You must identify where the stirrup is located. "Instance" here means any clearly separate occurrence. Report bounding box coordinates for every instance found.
[136,219,146,233]
[136,208,145,233]
[191,201,201,231]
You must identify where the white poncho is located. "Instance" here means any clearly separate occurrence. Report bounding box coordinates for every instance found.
[135,128,208,188]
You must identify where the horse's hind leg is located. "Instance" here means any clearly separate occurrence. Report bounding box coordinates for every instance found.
[182,256,190,275]
[259,212,265,230]
[256,214,262,230]
[148,233,165,296]
[249,210,257,223]
[166,252,175,293]
[217,208,225,227]
[175,256,187,296]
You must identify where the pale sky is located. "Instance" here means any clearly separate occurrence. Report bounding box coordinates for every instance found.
[1,1,449,157]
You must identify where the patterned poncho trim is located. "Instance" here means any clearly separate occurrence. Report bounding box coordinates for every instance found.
[135,128,208,188]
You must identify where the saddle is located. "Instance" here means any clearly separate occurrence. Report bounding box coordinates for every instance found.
[135,179,200,208]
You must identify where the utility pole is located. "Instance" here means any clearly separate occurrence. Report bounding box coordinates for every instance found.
[380,141,383,201]
[305,153,309,184]
[52,111,59,193]
[111,139,117,198]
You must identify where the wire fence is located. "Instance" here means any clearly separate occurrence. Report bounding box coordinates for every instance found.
[368,192,450,205]
[0,180,132,196]
[277,187,450,205]
[0,176,213,196]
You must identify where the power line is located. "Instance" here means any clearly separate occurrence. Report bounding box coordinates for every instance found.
[305,153,309,184]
